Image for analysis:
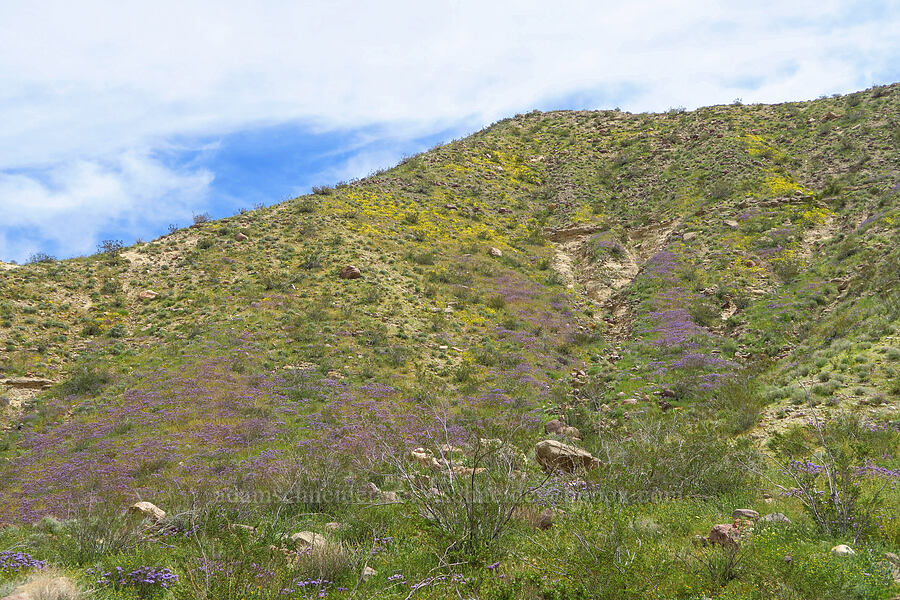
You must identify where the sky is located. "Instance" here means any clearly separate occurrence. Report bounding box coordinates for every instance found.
[1,1,898,263]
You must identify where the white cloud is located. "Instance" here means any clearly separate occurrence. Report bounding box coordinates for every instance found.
[0,1,897,259]
[0,153,212,262]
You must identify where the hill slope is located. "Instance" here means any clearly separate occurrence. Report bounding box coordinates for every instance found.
[1,84,899,520]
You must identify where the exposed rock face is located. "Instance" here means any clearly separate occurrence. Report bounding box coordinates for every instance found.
[339,265,362,279]
[534,440,597,472]
[128,501,166,522]
[0,378,53,390]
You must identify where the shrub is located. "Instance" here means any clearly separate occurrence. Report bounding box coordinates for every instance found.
[596,415,760,501]
[26,252,56,264]
[393,434,539,558]
[50,505,140,564]
[532,504,669,599]
[766,401,897,541]
[97,239,124,257]
[59,364,110,396]
[192,212,212,225]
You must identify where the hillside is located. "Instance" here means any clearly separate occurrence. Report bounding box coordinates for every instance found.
[1,84,899,599]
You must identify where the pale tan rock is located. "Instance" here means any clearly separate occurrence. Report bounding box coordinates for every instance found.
[534,440,597,472]
[831,544,855,556]
[128,501,166,522]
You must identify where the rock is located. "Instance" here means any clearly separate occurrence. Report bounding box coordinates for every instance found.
[831,544,855,556]
[544,419,565,434]
[324,522,346,533]
[731,509,759,520]
[380,491,400,503]
[724,219,739,229]
[822,111,840,121]
[759,513,791,525]
[534,440,598,473]
[708,523,740,546]
[339,265,362,280]
[683,232,697,241]
[884,552,900,583]
[444,204,458,210]
[658,400,673,411]
[235,232,249,242]
[230,523,257,533]
[1,575,78,600]
[138,289,158,300]
[622,398,638,405]
[128,501,166,522]
[438,444,464,456]
[558,426,581,439]
[660,388,676,398]
[488,247,503,258]
[410,448,440,469]
[362,566,378,579]
[291,531,329,551]
[0,378,53,390]
[691,534,709,547]
[536,508,553,530]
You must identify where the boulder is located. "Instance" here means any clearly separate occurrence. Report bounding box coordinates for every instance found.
[622,398,638,405]
[291,531,329,551]
[708,523,740,546]
[731,509,759,520]
[544,419,565,434]
[235,232,249,242]
[488,247,503,258]
[339,265,362,280]
[831,544,855,556]
[138,289,158,300]
[534,440,597,473]
[683,232,697,241]
[128,501,166,522]
[759,513,791,525]
[822,111,840,121]
[724,219,739,229]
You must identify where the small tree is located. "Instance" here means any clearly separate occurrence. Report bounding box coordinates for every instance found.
[97,239,124,258]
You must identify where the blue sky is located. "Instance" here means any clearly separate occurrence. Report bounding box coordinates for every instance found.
[1,0,898,263]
